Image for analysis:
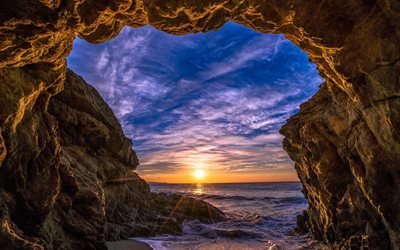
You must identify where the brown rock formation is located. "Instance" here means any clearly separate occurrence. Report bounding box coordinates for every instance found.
[0,0,399,249]
[281,83,397,249]
[0,68,224,249]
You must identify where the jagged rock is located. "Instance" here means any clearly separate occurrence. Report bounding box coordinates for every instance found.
[281,83,398,249]
[0,68,225,249]
[150,192,225,225]
[53,71,223,249]
[51,69,224,248]
[106,191,225,240]
[0,0,399,249]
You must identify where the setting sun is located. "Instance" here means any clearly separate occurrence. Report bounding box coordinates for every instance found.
[193,169,206,181]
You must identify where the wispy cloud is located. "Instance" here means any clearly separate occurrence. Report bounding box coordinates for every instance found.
[201,34,288,80]
[67,22,322,181]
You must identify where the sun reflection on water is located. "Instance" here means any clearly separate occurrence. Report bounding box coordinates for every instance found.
[193,183,204,195]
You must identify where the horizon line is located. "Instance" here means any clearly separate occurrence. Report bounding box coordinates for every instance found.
[147,180,301,185]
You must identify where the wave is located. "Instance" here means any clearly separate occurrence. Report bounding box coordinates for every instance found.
[143,183,322,250]
[195,193,306,204]
[183,220,263,239]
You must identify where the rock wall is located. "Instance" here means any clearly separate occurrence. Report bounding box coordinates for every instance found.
[0,0,399,249]
[281,82,398,249]
[0,68,224,249]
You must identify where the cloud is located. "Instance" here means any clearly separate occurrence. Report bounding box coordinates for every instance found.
[201,34,289,80]
[67,22,322,180]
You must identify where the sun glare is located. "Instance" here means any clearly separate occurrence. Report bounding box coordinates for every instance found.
[193,169,206,181]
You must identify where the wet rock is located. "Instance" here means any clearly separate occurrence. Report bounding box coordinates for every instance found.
[294,210,309,235]
[151,192,225,224]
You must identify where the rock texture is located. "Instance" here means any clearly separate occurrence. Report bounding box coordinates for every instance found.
[0,0,399,249]
[0,69,224,249]
[281,82,398,249]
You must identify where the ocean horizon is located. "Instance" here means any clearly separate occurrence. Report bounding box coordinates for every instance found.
[147,180,302,184]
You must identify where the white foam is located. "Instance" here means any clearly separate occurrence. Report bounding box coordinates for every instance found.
[131,238,167,250]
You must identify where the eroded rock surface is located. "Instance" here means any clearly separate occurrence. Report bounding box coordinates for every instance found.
[0,69,224,249]
[0,0,399,249]
[281,82,399,249]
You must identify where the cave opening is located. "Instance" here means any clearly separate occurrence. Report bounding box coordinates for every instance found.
[68,22,322,183]
[0,0,400,249]
[2,0,398,249]
[67,22,323,248]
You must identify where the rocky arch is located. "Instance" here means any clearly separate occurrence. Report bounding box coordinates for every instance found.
[0,0,399,249]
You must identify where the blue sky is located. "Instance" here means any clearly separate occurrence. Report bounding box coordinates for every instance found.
[67,22,322,183]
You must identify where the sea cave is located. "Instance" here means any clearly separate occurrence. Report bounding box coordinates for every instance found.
[0,0,399,249]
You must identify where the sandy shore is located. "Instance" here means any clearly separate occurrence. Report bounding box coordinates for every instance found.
[107,240,153,250]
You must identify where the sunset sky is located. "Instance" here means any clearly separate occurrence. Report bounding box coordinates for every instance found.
[67,22,322,183]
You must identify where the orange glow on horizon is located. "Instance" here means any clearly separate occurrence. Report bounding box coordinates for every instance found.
[138,169,299,184]
[136,140,298,184]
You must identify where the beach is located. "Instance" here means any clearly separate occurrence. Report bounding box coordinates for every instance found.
[107,240,152,250]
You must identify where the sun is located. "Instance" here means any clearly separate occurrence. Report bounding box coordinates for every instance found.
[193,169,206,181]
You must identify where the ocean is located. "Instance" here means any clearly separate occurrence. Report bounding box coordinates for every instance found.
[134,182,325,250]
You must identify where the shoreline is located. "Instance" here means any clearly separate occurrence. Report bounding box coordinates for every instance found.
[107,240,153,250]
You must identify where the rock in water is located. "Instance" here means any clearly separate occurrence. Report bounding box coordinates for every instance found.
[151,192,225,225]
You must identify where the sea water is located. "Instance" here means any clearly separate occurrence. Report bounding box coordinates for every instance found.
[134,182,325,250]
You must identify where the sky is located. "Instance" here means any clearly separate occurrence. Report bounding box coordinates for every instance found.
[67,22,322,183]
